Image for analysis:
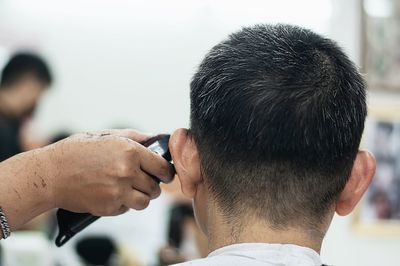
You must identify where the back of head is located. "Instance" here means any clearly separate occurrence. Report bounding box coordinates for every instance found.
[190,24,366,229]
[0,52,52,88]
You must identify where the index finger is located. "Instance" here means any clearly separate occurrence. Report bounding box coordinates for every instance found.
[100,129,153,144]
[134,143,175,183]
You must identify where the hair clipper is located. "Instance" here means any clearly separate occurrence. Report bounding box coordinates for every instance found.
[55,134,174,247]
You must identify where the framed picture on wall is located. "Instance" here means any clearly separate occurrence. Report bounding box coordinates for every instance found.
[362,0,400,92]
[354,105,400,235]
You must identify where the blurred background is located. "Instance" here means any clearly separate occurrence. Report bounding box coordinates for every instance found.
[0,0,399,265]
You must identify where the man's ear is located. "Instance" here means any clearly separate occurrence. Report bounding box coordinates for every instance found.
[169,128,202,198]
[336,150,376,216]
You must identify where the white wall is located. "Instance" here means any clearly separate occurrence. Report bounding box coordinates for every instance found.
[0,0,332,136]
[0,0,399,265]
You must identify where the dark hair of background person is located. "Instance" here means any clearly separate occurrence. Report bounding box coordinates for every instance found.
[0,52,52,88]
[75,236,117,266]
[168,203,195,248]
[190,24,366,231]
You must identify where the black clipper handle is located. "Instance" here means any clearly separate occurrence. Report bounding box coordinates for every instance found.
[55,134,174,247]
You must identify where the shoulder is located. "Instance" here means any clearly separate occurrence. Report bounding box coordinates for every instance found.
[170,255,268,266]
[171,258,217,266]
[170,256,238,266]
[170,243,322,266]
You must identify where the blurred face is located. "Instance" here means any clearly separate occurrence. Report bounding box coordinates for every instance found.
[12,76,47,119]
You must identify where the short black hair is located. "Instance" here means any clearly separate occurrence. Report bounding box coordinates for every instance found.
[167,203,194,248]
[190,24,366,231]
[0,52,52,88]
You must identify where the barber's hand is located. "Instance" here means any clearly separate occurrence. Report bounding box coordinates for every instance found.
[44,129,174,216]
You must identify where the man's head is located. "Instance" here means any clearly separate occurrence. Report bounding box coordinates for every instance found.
[170,24,375,237]
[0,52,52,119]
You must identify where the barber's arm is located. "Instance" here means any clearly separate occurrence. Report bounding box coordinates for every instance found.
[0,129,174,239]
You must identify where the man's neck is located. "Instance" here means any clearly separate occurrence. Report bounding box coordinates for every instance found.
[206,207,327,254]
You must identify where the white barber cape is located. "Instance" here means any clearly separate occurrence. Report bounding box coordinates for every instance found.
[172,243,323,266]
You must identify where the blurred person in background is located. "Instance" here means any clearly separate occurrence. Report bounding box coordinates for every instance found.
[0,54,174,256]
[75,235,143,266]
[0,53,52,234]
[0,52,52,161]
[158,202,207,265]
